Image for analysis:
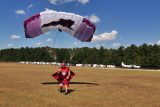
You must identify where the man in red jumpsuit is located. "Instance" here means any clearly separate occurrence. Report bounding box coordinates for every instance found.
[52,62,75,94]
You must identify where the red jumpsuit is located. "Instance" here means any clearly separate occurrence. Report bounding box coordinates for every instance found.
[52,66,75,86]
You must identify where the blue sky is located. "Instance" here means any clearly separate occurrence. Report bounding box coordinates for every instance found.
[0,0,160,49]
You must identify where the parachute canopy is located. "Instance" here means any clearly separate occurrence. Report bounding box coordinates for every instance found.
[24,10,96,42]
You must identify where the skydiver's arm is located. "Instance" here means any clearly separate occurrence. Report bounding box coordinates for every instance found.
[57,68,61,74]
[67,69,71,79]
[68,70,71,76]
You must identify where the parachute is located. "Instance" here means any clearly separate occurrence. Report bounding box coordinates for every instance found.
[24,10,96,42]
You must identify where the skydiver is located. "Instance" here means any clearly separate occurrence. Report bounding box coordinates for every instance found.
[52,62,75,95]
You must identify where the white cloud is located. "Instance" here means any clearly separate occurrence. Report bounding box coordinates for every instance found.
[148,40,160,45]
[10,35,20,39]
[28,4,33,8]
[49,0,58,4]
[45,8,52,11]
[95,44,101,49]
[7,43,13,47]
[148,42,154,46]
[35,42,42,46]
[15,9,26,15]
[46,38,52,42]
[112,43,121,47]
[44,31,51,35]
[88,14,100,23]
[78,0,89,4]
[157,40,160,45]
[92,30,118,42]
[48,0,89,4]
[74,42,78,45]
[95,43,106,49]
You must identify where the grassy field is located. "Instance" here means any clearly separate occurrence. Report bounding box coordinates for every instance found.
[0,63,160,107]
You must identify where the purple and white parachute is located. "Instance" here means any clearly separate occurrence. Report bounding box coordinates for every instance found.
[24,10,96,42]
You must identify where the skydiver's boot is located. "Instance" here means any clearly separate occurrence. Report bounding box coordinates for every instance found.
[59,87,63,93]
[65,90,68,95]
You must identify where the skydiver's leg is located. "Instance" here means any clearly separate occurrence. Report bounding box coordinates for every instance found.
[64,84,68,94]
[59,82,63,92]
[64,80,69,94]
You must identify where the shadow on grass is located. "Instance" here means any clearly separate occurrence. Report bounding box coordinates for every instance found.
[41,82,99,85]
[42,82,99,95]
[68,89,75,94]
[60,89,75,94]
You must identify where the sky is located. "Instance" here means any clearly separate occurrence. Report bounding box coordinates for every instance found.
[0,0,160,49]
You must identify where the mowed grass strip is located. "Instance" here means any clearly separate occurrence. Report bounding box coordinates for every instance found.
[0,63,160,107]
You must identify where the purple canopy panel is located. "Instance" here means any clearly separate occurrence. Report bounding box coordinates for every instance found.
[24,14,43,38]
[82,18,96,32]
[74,18,96,42]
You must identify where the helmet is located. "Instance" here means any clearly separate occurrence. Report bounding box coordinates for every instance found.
[61,62,66,67]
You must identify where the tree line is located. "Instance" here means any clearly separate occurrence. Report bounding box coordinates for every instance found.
[0,43,160,68]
